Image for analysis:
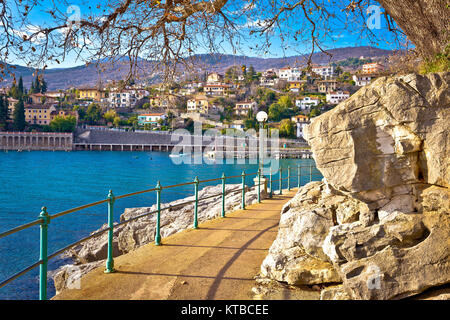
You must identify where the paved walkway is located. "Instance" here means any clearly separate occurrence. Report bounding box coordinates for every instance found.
[53,189,298,300]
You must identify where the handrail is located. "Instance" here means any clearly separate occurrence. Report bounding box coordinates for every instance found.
[0,164,322,300]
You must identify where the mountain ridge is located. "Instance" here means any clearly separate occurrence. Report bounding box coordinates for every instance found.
[1,46,394,90]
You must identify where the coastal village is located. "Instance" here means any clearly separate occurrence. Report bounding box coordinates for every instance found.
[0,59,386,140]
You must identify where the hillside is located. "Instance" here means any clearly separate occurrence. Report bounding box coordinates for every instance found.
[1,46,393,90]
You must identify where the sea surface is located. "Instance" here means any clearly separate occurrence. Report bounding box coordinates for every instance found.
[0,151,319,300]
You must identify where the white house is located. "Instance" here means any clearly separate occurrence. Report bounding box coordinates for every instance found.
[260,77,276,87]
[352,74,373,86]
[108,89,149,108]
[312,65,335,79]
[291,115,310,139]
[138,113,166,126]
[187,96,210,114]
[235,101,258,116]
[295,96,320,110]
[326,91,350,105]
[278,67,302,81]
[229,120,245,131]
[207,72,223,83]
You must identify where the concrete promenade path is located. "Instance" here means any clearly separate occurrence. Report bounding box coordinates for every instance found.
[53,189,298,300]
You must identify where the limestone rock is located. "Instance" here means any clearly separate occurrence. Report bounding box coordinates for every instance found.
[336,212,449,300]
[304,72,450,204]
[263,72,450,300]
[320,285,352,300]
[53,261,103,295]
[261,181,371,285]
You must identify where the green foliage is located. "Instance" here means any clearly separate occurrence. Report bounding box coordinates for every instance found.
[29,75,48,94]
[419,45,450,73]
[279,119,295,138]
[244,108,257,130]
[103,109,118,123]
[0,95,8,129]
[337,71,354,84]
[278,95,293,109]
[9,84,20,99]
[268,103,282,121]
[18,77,24,97]
[73,105,86,120]
[85,104,102,125]
[49,115,77,132]
[127,115,139,128]
[268,95,294,121]
[113,116,122,127]
[332,57,373,68]
[309,106,321,118]
[13,99,26,131]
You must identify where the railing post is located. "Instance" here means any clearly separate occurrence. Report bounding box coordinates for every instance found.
[155,181,162,246]
[257,168,261,203]
[38,207,50,301]
[105,190,115,273]
[288,166,291,191]
[298,164,301,188]
[279,168,283,195]
[193,176,199,229]
[241,170,246,210]
[221,173,226,218]
[309,163,312,182]
[269,167,273,198]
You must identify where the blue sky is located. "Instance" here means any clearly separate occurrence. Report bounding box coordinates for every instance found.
[7,0,403,68]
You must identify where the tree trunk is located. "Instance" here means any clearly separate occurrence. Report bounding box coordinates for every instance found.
[378,0,449,59]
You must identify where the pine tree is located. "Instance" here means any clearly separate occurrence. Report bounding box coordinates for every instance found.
[13,98,26,131]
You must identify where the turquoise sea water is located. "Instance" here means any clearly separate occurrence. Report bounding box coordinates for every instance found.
[0,151,319,300]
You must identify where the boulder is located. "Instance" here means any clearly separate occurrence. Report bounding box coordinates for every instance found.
[260,181,369,285]
[304,72,449,204]
[261,72,450,300]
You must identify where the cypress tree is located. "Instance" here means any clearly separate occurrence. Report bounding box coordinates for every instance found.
[0,95,9,130]
[13,98,26,131]
[40,79,47,93]
[30,80,35,94]
[33,76,40,94]
[18,76,24,96]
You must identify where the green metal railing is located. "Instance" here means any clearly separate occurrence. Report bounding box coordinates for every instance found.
[0,164,322,300]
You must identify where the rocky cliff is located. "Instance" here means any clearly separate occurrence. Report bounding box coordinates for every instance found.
[260,72,450,300]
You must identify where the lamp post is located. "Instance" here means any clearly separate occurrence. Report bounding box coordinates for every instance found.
[256,111,268,200]
[256,111,268,175]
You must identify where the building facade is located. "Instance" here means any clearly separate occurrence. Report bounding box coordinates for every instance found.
[25,104,56,125]
[295,96,320,110]
[362,63,384,74]
[326,91,350,105]
[317,80,337,93]
[291,115,310,138]
[312,65,335,79]
[138,113,166,126]
[234,101,257,116]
